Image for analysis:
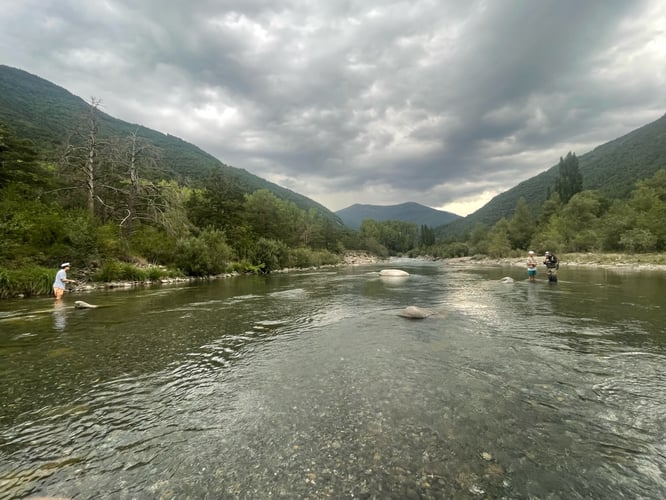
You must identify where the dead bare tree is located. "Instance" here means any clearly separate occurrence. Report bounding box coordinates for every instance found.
[120,127,161,237]
[58,97,107,216]
[57,102,191,239]
[83,97,101,215]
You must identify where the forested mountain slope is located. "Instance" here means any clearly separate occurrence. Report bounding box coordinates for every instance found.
[440,112,666,237]
[336,202,460,230]
[0,65,341,223]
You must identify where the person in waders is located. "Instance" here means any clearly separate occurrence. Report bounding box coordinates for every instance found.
[543,251,559,282]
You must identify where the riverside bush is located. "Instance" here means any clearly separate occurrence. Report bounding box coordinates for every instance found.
[252,238,289,273]
[94,261,176,282]
[95,261,148,282]
[0,265,53,298]
[172,228,233,276]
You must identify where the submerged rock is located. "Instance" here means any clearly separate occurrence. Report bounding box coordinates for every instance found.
[500,277,514,284]
[74,300,99,309]
[379,269,410,277]
[398,306,434,319]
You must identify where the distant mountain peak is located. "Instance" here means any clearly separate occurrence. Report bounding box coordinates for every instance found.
[335,202,460,230]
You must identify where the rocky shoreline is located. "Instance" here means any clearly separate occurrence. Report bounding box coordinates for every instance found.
[342,251,382,265]
[443,253,666,272]
[65,251,382,296]
[62,251,665,297]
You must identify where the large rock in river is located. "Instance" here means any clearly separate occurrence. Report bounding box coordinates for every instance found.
[398,306,434,319]
[379,269,410,277]
[74,300,100,309]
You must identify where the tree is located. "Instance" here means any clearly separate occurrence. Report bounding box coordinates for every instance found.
[538,192,562,225]
[619,228,658,252]
[555,190,604,252]
[598,200,632,251]
[621,168,666,251]
[487,218,512,257]
[243,189,289,242]
[0,122,51,192]
[251,237,288,273]
[420,225,436,247]
[186,171,244,232]
[360,219,381,242]
[116,128,162,238]
[508,197,535,250]
[468,223,490,255]
[82,98,102,215]
[359,219,418,255]
[554,152,583,204]
[174,228,233,276]
[58,98,110,216]
[300,208,324,248]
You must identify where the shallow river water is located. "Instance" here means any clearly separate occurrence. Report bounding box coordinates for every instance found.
[1,259,665,499]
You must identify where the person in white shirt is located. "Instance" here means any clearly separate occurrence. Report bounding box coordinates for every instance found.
[53,262,76,300]
[526,251,537,281]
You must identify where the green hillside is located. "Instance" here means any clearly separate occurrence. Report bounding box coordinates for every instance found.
[440,112,666,237]
[336,202,460,230]
[0,65,341,223]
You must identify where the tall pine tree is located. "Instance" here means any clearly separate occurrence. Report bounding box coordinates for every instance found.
[554,152,583,204]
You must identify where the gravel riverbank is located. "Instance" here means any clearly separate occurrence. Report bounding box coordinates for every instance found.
[61,251,665,298]
[443,252,666,272]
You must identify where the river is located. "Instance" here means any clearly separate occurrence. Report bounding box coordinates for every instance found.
[1,259,664,499]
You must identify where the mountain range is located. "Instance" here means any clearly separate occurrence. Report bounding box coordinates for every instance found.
[1,64,664,234]
[335,202,460,230]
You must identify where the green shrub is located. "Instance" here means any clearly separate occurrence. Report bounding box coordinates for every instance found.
[287,247,341,268]
[119,263,148,281]
[619,228,658,252]
[94,260,123,282]
[61,210,100,266]
[0,265,53,298]
[231,259,264,274]
[146,266,164,281]
[289,247,312,268]
[0,268,11,299]
[96,222,128,260]
[315,249,341,266]
[130,225,178,265]
[173,228,232,276]
[251,238,288,273]
[95,261,167,282]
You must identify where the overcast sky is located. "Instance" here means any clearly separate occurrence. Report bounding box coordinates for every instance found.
[1,1,665,215]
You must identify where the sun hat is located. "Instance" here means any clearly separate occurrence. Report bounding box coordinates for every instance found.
[545,251,551,255]
[61,262,70,268]
[528,250,535,255]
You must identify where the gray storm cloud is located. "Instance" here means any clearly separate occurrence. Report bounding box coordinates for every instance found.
[1,0,664,214]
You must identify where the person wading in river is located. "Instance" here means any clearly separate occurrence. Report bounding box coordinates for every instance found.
[543,251,559,282]
[53,262,76,301]
[527,251,537,282]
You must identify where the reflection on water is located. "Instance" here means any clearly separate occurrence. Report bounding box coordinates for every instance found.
[52,301,67,331]
[0,262,664,499]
